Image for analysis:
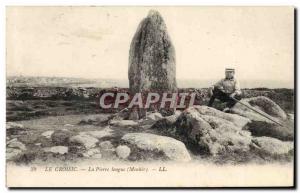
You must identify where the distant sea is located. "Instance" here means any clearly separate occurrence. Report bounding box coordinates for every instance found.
[6,76,294,89]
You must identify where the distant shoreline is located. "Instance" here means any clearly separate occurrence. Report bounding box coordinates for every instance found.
[6,76,294,89]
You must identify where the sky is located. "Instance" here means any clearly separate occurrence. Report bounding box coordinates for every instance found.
[6,6,294,87]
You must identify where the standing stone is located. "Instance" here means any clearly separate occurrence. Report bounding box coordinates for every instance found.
[128,10,177,93]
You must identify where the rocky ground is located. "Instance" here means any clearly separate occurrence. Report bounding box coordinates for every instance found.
[6,87,294,121]
[6,87,294,165]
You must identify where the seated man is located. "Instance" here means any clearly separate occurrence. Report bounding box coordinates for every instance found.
[208,68,242,112]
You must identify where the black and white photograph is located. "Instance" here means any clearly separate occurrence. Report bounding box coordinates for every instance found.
[5,6,295,187]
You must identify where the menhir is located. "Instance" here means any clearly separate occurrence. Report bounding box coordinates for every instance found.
[128,10,177,119]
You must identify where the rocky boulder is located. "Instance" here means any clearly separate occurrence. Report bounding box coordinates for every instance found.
[116,145,131,159]
[7,138,26,151]
[146,112,163,121]
[251,136,293,156]
[43,146,69,155]
[175,107,252,156]
[99,141,116,160]
[165,110,182,123]
[6,122,27,135]
[41,130,54,139]
[99,141,114,150]
[109,119,139,127]
[6,138,27,160]
[192,106,251,128]
[247,121,293,141]
[112,108,130,121]
[121,133,191,162]
[82,148,102,158]
[79,114,110,125]
[7,122,24,130]
[150,110,182,131]
[70,133,98,149]
[138,112,164,129]
[84,127,114,140]
[231,96,287,122]
[51,130,73,145]
[231,96,293,141]
[6,148,22,160]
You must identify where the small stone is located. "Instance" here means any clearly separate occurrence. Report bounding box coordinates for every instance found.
[128,109,139,120]
[122,133,191,162]
[116,145,131,159]
[41,130,54,139]
[79,114,110,125]
[112,108,130,121]
[70,133,98,149]
[6,122,27,135]
[110,120,138,127]
[252,137,293,156]
[99,141,114,150]
[146,112,163,121]
[44,146,68,154]
[6,122,24,130]
[64,124,74,127]
[82,148,101,157]
[164,113,180,124]
[18,133,39,144]
[51,130,73,145]
[7,139,26,151]
[85,127,113,140]
[288,114,294,120]
[174,110,182,116]
[7,138,18,143]
[6,148,22,160]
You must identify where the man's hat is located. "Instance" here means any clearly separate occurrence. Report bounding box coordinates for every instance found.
[225,68,235,72]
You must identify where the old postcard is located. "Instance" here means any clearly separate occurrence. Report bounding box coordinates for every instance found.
[6,6,294,187]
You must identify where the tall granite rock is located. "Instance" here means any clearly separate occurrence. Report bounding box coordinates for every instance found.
[128,10,177,93]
